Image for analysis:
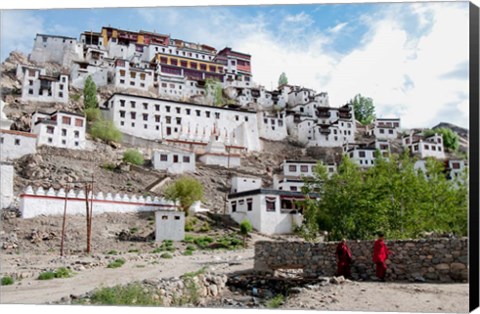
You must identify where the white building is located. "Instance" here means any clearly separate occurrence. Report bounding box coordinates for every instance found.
[19,66,69,103]
[273,160,336,191]
[198,131,241,168]
[258,111,288,141]
[152,148,196,174]
[113,59,154,91]
[346,140,390,168]
[403,133,445,159]
[70,61,109,89]
[228,189,310,234]
[155,210,185,241]
[231,176,262,194]
[29,34,83,67]
[0,129,38,161]
[445,159,467,180]
[0,163,14,209]
[31,111,86,150]
[102,93,262,152]
[369,118,401,140]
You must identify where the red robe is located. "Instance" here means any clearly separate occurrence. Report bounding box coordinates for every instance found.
[373,239,390,279]
[336,242,352,277]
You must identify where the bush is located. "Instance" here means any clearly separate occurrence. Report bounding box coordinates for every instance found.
[199,221,211,232]
[193,236,214,249]
[240,220,253,248]
[163,177,204,214]
[1,276,14,285]
[129,227,139,234]
[128,249,140,253]
[85,283,162,305]
[267,294,284,308]
[186,244,196,251]
[151,247,163,254]
[84,107,101,122]
[183,250,193,256]
[54,267,72,279]
[38,271,55,280]
[107,258,126,268]
[160,253,173,259]
[123,149,144,165]
[90,119,122,143]
[107,250,118,255]
[101,163,117,172]
[183,235,195,243]
[181,267,206,279]
[184,217,197,232]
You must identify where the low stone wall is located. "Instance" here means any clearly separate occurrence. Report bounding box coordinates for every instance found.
[254,238,468,282]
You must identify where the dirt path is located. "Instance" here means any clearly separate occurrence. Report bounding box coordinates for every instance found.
[0,248,254,304]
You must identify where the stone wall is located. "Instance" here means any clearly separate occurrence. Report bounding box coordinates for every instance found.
[254,238,468,282]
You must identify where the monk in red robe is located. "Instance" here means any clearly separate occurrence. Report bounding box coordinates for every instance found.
[335,238,352,278]
[372,232,391,281]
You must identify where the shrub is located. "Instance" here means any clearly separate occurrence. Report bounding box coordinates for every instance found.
[107,258,126,268]
[54,267,72,278]
[129,227,139,234]
[160,252,173,259]
[84,107,101,122]
[101,163,117,172]
[38,271,55,280]
[193,236,214,249]
[128,249,140,253]
[183,250,193,256]
[123,149,144,166]
[183,235,195,243]
[71,93,81,102]
[85,283,162,305]
[199,221,211,232]
[163,177,203,214]
[267,294,284,308]
[90,119,122,143]
[151,247,163,254]
[181,267,206,279]
[106,250,118,255]
[186,244,196,251]
[1,276,14,285]
[240,220,253,248]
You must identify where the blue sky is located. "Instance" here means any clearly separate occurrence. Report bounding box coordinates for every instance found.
[0,1,470,129]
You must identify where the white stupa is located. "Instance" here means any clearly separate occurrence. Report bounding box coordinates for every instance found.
[0,100,13,130]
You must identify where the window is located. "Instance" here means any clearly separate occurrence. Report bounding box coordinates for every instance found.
[131,122,135,127]
[231,201,237,212]
[143,103,148,110]
[278,120,283,127]
[160,154,168,161]
[206,111,210,118]
[196,110,201,117]
[379,129,385,134]
[183,156,190,163]
[289,165,297,172]
[120,111,126,118]
[176,107,181,114]
[166,127,172,135]
[46,126,55,134]
[28,89,33,95]
[75,118,84,127]
[180,60,188,67]
[170,58,178,66]
[186,109,191,115]
[300,165,308,173]
[62,116,71,125]
[130,101,136,108]
[388,129,394,134]
[215,112,220,119]
[166,116,171,124]
[176,117,182,125]
[120,121,124,126]
[173,155,179,163]
[74,131,79,138]
[120,100,126,107]
[245,116,249,122]
[432,146,437,151]
[48,137,53,143]
[424,144,429,150]
[290,186,298,191]
[247,198,253,211]
[162,215,168,220]
[266,198,276,212]
[61,129,67,136]
[144,124,148,129]
[130,112,136,120]
[0,137,3,144]
[359,151,366,158]
[235,115,239,121]
[14,139,20,145]
[166,106,171,112]
[62,140,66,145]
[143,113,148,121]
[452,162,460,169]
[174,216,180,220]
[155,115,161,123]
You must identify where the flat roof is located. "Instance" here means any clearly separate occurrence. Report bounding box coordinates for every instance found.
[36,33,77,40]
[105,93,257,114]
[228,188,319,199]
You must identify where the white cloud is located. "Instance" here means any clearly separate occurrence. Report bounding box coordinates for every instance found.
[327,22,348,34]
[1,10,44,60]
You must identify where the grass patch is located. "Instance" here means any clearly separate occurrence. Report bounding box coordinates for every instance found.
[123,149,144,166]
[183,235,195,243]
[129,227,139,234]
[183,250,193,256]
[266,294,284,308]
[101,163,117,172]
[107,258,126,268]
[184,217,198,232]
[1,276,14,285]
[38,268,74,281]
[181,267,206,279]
[160,253,173,259]
[199,222,211,232]
[82,283,162,305]
[193,236,214,249]
[106,250,118,255]
[128,249,140,253]
[186,244,196,251]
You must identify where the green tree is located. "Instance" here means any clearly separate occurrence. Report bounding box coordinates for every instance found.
[122,149,144,166]
[278,72,288,86]
[423,128,460,152]
[349,94,375,125]
[90,119,122,143]
[205,78,224,107]
[84,76,98,110]
[239,220,253,248]
[163,177,204,215]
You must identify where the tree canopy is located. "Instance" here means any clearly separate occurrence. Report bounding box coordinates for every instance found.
[84,76,98,110]
[349,94,375,125]
[278,72,288,86]
[424,128,460,152]
[300,153,467,241]
[163,176,204,215]
[205,78,224,107]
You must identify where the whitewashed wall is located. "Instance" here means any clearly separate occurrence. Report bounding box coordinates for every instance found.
[231,176,262,193]
[19,186,177,218]
[152,149,196,174]
[155,211,185,241]
[0,164,14,209]
[199,153,241,168]
[0,131,37,161]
